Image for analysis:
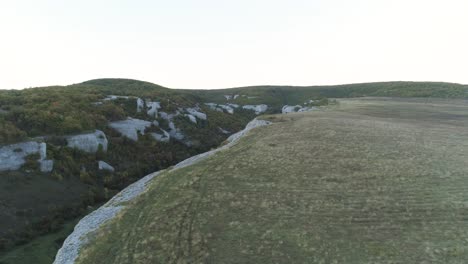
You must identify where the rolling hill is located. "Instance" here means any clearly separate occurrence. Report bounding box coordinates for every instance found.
[0,79,467,263]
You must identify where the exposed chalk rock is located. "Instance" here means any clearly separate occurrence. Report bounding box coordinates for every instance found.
[298,107,318,112]
[282,105,318,114]
[205,103,217,108]
[186,114,197,124]
[67,130,108,153]
[98,161,115,172]
[109,118,152,141]
[150,129,170,143]
[186,108,207,120]
[146,101,161,117]
[282,105,301,114]
[40,160,54,173]
[0,141,44,171]
[224,95,232,100]
[205,103,234,114]
[137,98,145,113]
[218,127,231,134]
[103,95,131,101]
[219,105,234,114]
[242,104,268,114]
[168,121,184,140]
[39,142,47,160]
[233,95,239,100]
[159,112,169,120]
[168,121,192,146]
[227,103,239,108]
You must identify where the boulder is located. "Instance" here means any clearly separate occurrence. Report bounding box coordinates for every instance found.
[98,161,115,172]
[186,114,197,124]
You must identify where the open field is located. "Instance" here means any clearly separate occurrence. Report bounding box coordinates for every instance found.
[76,98,468,263]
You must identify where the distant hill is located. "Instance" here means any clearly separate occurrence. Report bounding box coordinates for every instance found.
[0,79,467,263]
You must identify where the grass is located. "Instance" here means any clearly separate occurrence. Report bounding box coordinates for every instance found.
[75,97,468,263]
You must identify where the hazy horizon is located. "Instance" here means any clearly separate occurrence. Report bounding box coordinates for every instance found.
[1,0,467,90]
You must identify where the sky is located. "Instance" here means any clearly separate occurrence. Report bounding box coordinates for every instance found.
[0,0,467,90]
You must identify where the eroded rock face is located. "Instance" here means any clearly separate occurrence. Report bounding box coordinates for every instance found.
[67,130,108,153]
[0,141,43,171]
[186,108,207,120]
[242,104,268,114]
[40,160,54,173]
[150,129,170,143]
[146,101,161,118]
[109,118,152,141]
[98,161,115,172]
[219,105,234,114]
[0,141,53,172]
[218,127,231,134]
[103,95,131,101]
[205,103,234,114]
[282,105,301,114]
[137,98,145,113]
[282,105,318,114]
[186,114,197,124]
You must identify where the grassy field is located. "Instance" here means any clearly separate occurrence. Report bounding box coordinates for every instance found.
[76,98,468,263]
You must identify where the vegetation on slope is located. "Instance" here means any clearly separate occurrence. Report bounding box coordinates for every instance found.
[77,98,468,263]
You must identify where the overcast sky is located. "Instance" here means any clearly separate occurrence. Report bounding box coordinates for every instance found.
[0,0,467,89]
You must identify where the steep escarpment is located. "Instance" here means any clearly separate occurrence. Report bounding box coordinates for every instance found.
[54,119,271,264]
[73,98,468,263]
[0,79,325,255]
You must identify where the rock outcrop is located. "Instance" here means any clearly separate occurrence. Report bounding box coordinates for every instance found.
[67,130,108,153]
[109,118,152,141]
[146,101,161,117]
[242,104,268,114]
[205,103,234,114]
[0,141,53,172]
[186,114,197,124]
[282,105,318,114]
[186,108,207,120]
[137,98,145,112]
[150,129,170,143]
[98,161,115,172]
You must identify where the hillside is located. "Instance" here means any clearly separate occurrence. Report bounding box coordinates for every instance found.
[0,79,467,263]
[72,98,468,263]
